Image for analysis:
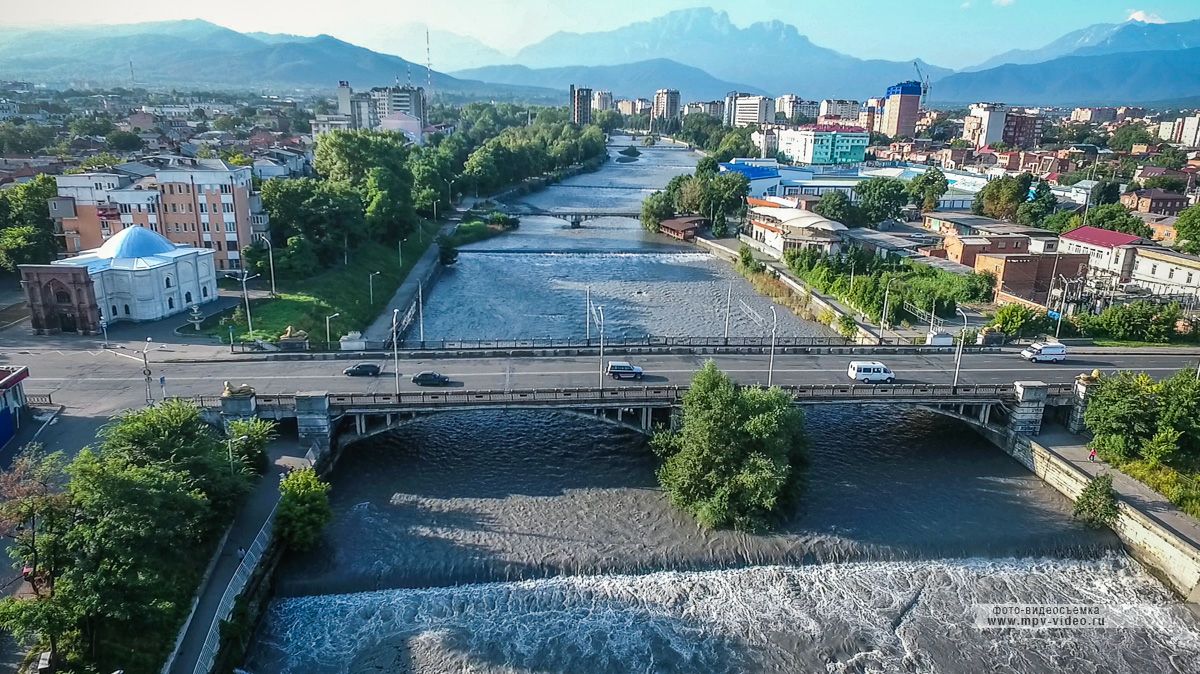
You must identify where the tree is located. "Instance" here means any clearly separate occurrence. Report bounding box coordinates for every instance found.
[1151,146,1187,170]
[813,191,862,227]
[1175,204,1200,253]
[276,468,331,551]
[1084,371,1158,460]
[1015,180,1058,227]
[68,115,115,137]
[1075,301,1180,343]
[973,173,1033,221]
[695,155,719,176]
[1107,123,1156,152]
[1141,176,1187,193]
[104,130,144,152]
[855,177,908,226]
[651,361,806,530]
[437,235,459,265]
[1073,474,1119,529]
[991,303,1050,339]
[908,168,949,211]
[226,418,277,475]
[1080,203,1152,238]
[1090,180,1121,206]
[0,225,57,270]
[737,244,765,274]
[640,190,675,232]
[1041,210,1079,233]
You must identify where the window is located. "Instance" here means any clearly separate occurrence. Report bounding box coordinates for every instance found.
[165,277,172,288]
[187,203,193,213]
[997,241,1007,249]
[119,204,130,214]
[1169,268,1176,280]
[168,184,175,195]
[54,290,70,305]
[124,304,131,315]
[215,241,222,251]
[199,202,207,213]
[203,222,210,232]
[225,221,236,233]
[220,184,231,194]
[111,305,117,317]
[202,286,209,298]
[222,202,234,213]
[171,203,177,213]
[168,297,174,310]
[229,258,241,269]
[1188,272,1195,284]
[185,291,192,303]
[203,240,212,248]
[1152,264,1159,275]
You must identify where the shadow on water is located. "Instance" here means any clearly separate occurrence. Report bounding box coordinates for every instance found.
[276,406,1119,599]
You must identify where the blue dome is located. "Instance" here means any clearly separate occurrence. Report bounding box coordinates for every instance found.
[95,226,177,259]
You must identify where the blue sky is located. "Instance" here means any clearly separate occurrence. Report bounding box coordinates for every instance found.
[3,0,1198,69]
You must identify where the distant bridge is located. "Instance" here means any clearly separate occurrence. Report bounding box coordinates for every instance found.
[500,208,641,227]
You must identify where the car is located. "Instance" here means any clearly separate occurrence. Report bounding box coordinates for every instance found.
[606,361,644,380]
[411,370,450,386]
[847,360,895,384]
[1020,341,1067,363]
[343,363,381,377]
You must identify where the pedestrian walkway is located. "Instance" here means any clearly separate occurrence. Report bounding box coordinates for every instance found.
[166,437,308,674]
[362,222,456,343]
[1037,425,1200,550]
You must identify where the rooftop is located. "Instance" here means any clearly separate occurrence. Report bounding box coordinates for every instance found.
[54,225,206,272]
[1061,225,1144,248]
[1126,188,1187,200]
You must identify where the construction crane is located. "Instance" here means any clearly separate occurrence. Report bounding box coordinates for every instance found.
[913,60,930,108]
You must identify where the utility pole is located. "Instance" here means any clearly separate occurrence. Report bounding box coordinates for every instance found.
[585,286,591,341]
[589,303,606,390]
[392,309,401,395]
[325,312,339,347]
[952,307,968,387]
[418,282,425,343]
[723,281,732,344]
[141,338,154,407]
[768,306,777,387]
[880,277,899,344]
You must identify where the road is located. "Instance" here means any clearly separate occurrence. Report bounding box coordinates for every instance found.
[16,348,1200,403]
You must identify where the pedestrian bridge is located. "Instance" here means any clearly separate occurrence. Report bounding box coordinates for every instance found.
[499,208,641,227]
[180,380,1081,467]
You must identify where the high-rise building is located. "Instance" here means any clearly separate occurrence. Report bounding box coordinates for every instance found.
[775,94,819,122]
[591,90,614,112]
[321,80,379,135]
[569,84,592,126]
[732,95,771,127]
[1181,115,1200,147]
[881,81,922,138]
[634,98,652,115]
[1070,107,1117,123]
[777,124,869,165]
[369,85,427,126]
[861,98,886,133]
[819,99,861,119]
[1002,112,1044,149]
[652,89,681,120]
[961,103,1008,148]
[723,91,741,126]
[684,101,725,118]
[46,156,267,272]
[615,99,636,116]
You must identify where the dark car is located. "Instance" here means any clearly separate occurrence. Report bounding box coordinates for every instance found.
[343,363,381,377]
[411,370,450,386]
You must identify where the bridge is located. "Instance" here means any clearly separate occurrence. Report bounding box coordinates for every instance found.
[498,208,641,228]
[180,380,1082,469]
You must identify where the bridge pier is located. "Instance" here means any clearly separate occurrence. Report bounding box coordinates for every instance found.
[1068,378,1093,434]
[978,403,991,426]
[295,392,334,465]
[219,393,258,432]
[641,407,650,431]
[1009,381,1048,436]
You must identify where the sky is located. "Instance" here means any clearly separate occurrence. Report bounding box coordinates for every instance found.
[2,0,1198,69]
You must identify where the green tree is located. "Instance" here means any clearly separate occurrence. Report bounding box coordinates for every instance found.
[973,173,1033,221]
[651,361,806,530]
[738,244,764,274]
[640,190,675,233]
[226,418,277,475]
[855,177,908,226]
[991,303,1050,339]
[104,130,144,152]
[1176,204,1200,253]
[1107,123,1156,152]
[276,468,332,551]
[1084,371,1159,460]
[437,235,459,265]
[812,191,861,227]
[1151,146,1187,170]
[1015,180,1058,227]
[0,225,56,270]
[1073,474,1119,529]
[1151,370,1200,462]
[908,168,949,211]
[1090,180,1121,206]
[1141,176,1187,193]
[1080,203,1152,238]
[69,115,116,137]
[696,155,719,176]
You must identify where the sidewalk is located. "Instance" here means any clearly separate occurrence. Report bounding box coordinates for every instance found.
[166,437,308,674]
[362,222,456,343]
[1037,425,1200,550]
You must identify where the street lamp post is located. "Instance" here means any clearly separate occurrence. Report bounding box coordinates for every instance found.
[141,337,154,407]
[768,306,778,387]
[259,236,277,297]
[880,277,900,345]
[418,282,425,343]
[369,271,381,306]
[226,434,249,477]
[325,312,340,348]
[723,281,732,344]
[952,307,969,388]
[589,301,605,389]
[443,178,456,207]
[227,271,260,336]
[398,238,407,268]
[585,286,591,342]
[392,308,401,395]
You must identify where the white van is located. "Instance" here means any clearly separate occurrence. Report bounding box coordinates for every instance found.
[847,361,895,384]
[1020,342,1067,363]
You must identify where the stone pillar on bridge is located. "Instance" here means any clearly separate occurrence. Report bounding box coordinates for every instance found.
[1009,381,1048,436]
[219,393,258,432]
[1068,377,1095,435]
[295,393,333,466]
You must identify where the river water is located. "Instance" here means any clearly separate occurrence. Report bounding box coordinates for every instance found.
[244,138,1200,673]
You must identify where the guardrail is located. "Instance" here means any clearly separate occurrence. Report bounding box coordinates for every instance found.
[190,503,276,674]
[239,335,857,353]
[172,383,1075,415]
[25,393,54,406]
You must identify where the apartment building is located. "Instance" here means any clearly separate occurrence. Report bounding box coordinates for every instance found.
[777,125,869,165]
[591,90,614,112]
[569,85,592,126]
[652,89,681,120]
[1059,226,1148,285]
[1003,112,1044,149]
[775,95,818,121]
[881,81,922,138]
[818,99,860,119]
[732,95,771,127]
[47,156,265,272]
[1119,188,1189,217]
[684,100,724,118]
[1130,246,1200,295]
[369,85,427,126]
[962,103,1007,148]
[1070,107,1117,123]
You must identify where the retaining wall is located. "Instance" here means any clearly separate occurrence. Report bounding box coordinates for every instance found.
[980,426,1200,603]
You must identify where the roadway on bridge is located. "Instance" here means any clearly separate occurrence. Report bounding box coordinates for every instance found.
[20,349,1200,405]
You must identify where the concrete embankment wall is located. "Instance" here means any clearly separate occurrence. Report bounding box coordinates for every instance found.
[980,426,1200,603]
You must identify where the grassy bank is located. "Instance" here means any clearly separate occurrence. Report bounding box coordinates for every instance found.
[1110,458,1200,519]
[444,220,515,248]
[215,219,440,343]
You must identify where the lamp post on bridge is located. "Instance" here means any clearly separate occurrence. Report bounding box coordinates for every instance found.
[738,300,777,386]
[369,270,381,306]
[879,277,900,345]
[325,312,339,348]
[952,307,968,388]
[392,308,401,395]
[588,301,606,389]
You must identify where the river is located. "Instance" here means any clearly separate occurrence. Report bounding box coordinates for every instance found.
[244,137,1200,673]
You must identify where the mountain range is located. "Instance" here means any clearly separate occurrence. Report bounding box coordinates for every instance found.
[2,10,1200,106]
[453,59,766,102]
[0,20,558,100]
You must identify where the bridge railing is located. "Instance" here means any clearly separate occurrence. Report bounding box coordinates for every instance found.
[247,335,856,353]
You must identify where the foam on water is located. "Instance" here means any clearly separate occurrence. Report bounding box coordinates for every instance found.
[246,556,1200,674]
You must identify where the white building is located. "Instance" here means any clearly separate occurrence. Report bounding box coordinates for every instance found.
[378,112,425,146]
[819,99,861,119]
[962,103,1008,148]
[43,226,217,325]
[747,206,847,256]
[732,95,771,127]
[592,90,614,111]
[1181,115,1200,148]
[1130,246,1200,297]
[1059,226,1148,286]
[775,95,818,121]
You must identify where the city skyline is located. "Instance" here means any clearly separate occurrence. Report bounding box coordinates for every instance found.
[2,0,1197,70]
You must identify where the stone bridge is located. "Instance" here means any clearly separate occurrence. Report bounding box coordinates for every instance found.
[181,380,1083,469]
[498,209,641,228]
